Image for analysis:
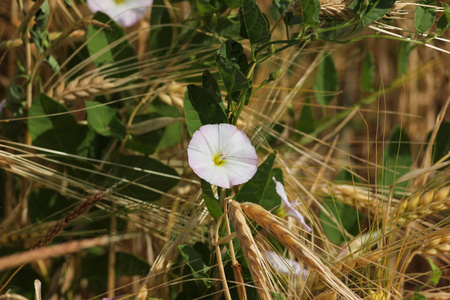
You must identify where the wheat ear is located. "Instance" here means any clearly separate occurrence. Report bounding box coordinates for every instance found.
[32,189,109,249]
[239,202,360,300]
[396,186,450,224]
[313,291,337,300]
[317,184,388,214]
[228,200,272,300]
[420,234,450,255]
[47,74,116,101]
[312,250,384,290]
[290,0,410,20]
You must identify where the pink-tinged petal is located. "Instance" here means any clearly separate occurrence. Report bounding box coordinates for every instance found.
[272,177,289,203]
[264,251,307,279]
[87,0,153,27]
[272,177,312,232]
[285,206,312,232]
[188,128,214,156]
[187,124,258,188]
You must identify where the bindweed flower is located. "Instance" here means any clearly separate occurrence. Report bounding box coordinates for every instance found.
[87,0,153,27]
[264,251,307,279]
[273,177,312,232]
[187,124,258,189]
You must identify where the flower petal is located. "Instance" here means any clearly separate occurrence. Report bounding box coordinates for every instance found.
[272,177,312,232]
[87,0,153,27]
[187,124,258,188]
[264,251,307,278]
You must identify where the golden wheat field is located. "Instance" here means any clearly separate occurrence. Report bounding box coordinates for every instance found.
[0,0,449,299]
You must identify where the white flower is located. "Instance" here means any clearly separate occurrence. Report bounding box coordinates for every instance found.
[264,251,307,279]
[87,0,153,27]
[273,177,312,232]
[187,124,258,189]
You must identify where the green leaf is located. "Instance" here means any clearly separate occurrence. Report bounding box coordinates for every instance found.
[87,12,139,78]
[216,40,250,96]
[239,0,271,45]
[225,0,243,9]
[32,0,49,32]
[436,3,450,36]
[179,245,211,274]
[197,0,219,18]
[148,100,184,151]
[126,114,165,155]
[6,81,25,116]
[361,51,375,92]
[202,70,223,106]
[361,0,396,27]
[111,155,179,201]
[265,122,285,146]
[178,245,213,290]
[378,126,412,191]
[235,153,276,204]
[28,94,97,157]
[300,0,321,28]
[28,189,71,223]
[86,101,126,140]
[183,85,228,136]
[216,14,241,38]
[82,251,150,294]
[430,122,450,163]
[29,1,60,72]
[427,258,442,286]
[148,0,173,56]
[201,180,223,220]
[320,198,363,245]
[314,52,339,106]
[259,168,283,211]
[297,97,315,134]
[414,0,436,34]
[413,293,426,300]
[397,41,415,75]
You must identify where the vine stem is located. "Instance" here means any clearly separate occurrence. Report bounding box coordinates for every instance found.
[214,209,232,300]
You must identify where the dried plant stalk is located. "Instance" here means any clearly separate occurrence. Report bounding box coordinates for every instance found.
[240,202,360,300]
[228,200,272,300]
[396,186,450,223]
[47,74,116,101]
[0,235,126,272]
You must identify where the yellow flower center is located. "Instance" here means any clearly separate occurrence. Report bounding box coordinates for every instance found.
[114,0,126,4]
[213,154,226,166]
[276,207,287,218]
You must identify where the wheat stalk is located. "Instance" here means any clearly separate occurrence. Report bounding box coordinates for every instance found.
[239,202,361,300]
[396,186,450,224]
[0,235,129,272]
[47,74,116,101]
[228,200,272,300]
